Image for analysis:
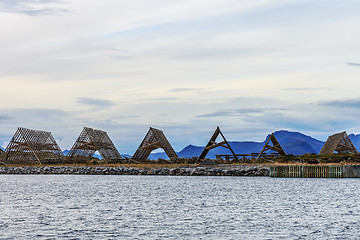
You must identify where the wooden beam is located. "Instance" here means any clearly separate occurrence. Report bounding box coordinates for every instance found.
[139,140,161,150]
[205,141,228,150]
[140,144,161,151]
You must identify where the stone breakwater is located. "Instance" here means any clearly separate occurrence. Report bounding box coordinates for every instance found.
[0,166,270,176]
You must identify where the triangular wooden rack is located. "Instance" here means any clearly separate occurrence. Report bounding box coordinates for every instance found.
[256,133,286,161]
[319,131,358,155]
[1,127,63,164]
[132,127,178,162]
[197,127,239,163]
[67,127,122,161]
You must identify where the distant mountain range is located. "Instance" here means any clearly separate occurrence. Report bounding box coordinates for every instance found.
[149,131,360,160]
[148,130,327,159]
[349,134,360,148]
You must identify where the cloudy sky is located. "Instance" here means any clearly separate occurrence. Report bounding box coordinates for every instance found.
[1,0,360,153]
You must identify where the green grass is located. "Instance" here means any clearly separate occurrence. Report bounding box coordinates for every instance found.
[2,153,360,167]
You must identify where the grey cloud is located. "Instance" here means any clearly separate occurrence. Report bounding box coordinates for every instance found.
[0,108,69,126]
[0,115,11,120]
[0,108,72,142]
[261,113,353,133]
[109,48,133,53]
[347,62,360,67]
[170,88,202,93]
[197,108,284,118]
[15,108,69,119]
[320,99,360,108]
[14,8,67,16]
[230,97,285,105]
[143,97,179,102]
[112,55,132,60]
[109,115,140,120]
[0,0,68,16]
[197,111,233,118]
[76,97,116,108]
[109,48,133,60]
[283,87,320,91]
[171,47,268,60]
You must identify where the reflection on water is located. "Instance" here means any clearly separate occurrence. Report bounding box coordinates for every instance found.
[0,175,359,239]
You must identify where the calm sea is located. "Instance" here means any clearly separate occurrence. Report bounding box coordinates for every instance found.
[0,175,359,239]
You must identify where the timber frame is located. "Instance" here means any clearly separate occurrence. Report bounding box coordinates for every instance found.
[0,127,63,164]
[132,127,178,162]
[197,127,239,163]
[319,131,358,155]
[256,133,286,161]
[67,127,123,161]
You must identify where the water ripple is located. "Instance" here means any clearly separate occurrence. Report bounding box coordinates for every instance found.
[0,175,359,239]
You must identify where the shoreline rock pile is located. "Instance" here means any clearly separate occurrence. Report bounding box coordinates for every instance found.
[0,166,270,176]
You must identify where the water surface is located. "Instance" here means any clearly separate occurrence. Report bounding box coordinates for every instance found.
[0,175,359,239]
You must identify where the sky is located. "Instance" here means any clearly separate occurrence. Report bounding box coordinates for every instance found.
[1,0,360,154]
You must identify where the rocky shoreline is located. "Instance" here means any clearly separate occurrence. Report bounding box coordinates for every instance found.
[0,166,270,176]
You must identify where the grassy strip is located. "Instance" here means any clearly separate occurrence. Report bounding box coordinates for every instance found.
[2,153,360,167]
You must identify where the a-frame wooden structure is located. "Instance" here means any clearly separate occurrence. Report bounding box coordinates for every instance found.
[197,127,239,163]
[0,127,64,164]
[256,133,286,161]
[319,131,358,155]
[132,127,178,162]
[67,127,123,161]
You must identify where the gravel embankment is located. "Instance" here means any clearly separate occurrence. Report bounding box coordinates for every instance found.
[0,166,270,176]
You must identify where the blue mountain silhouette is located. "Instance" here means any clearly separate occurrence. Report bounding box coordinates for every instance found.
[61,150,131,160]
[62,150,103,159]
[349,134,360,148]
